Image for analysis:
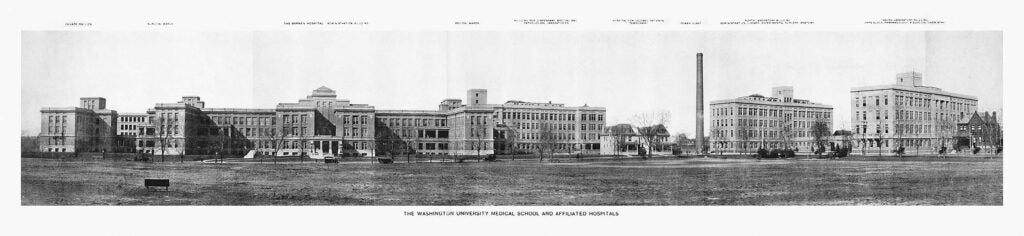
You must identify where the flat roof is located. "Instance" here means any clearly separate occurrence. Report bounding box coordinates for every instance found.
[850,84,977,100]
[709,98,833,109]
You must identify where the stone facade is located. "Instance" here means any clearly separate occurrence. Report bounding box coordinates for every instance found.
[850,72,977,154]
[38,98,118,153]
[39,87,605,157]
[492,100,606,155]
[708,86,834,154]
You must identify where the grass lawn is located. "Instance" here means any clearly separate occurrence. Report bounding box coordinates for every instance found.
[21,156,1002,205]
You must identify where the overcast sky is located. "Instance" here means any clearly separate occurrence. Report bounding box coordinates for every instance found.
[22,31,1002,136]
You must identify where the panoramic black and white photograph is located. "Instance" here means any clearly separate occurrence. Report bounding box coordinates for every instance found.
[20,31,1002,206]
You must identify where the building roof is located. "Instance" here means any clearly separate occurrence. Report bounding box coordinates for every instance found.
[709,96,833,109]
[960,111,1001,125]
[602,124,670,137]
[310,86,338,98]
[603,124,636,136]
[850,84,977,100]
[637,124,671,137]
[496,100,606,111]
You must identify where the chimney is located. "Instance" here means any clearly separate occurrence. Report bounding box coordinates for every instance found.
[696,53,705,154]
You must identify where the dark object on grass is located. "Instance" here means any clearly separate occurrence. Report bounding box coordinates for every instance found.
[324,158,339,164]
[996,146,1002,154]
[833,147,851,158]
[144,179,169,191]
[757,148,769,158]
[973,147,981,154]
[377,158,393,164]
[484,154,497,162]
[939,146,947,154]
[782,149,795,158]
[893,147,905,156]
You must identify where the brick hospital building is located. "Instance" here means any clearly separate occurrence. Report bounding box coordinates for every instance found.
[38,87,606,157]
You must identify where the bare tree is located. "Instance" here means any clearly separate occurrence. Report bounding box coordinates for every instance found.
[537,119,556,161]
[735,121,752,155]
[631,111,671,160]
[215,127,226,163]
[155,116,175,162]
[779,112,795,150]
[893,119,908,157]
[500,123,521,161]
[609,125,631,157]
[409,127,420,164]
[298,134,309,163]
[934,115,956,157]
[672,132,689,155]
[473,115,487,161]
[856,121,866,156]
[270,127,286,164]
[893,98,908,156]
[810,118,832,158]
[875,119,885,157]
[709,125,723,156]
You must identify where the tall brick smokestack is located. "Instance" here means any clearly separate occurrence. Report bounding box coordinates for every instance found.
[696,53,705,154]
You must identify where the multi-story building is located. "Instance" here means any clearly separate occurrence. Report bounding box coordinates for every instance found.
[492,100,606,155]
[850,72,977,154]
[38,97,119,153]
[709,86,834,153]
[39,87,605,157]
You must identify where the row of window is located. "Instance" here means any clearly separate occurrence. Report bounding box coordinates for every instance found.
[713,128,826,140]
[157,112,180,123]
[711,141,825,150]
[855,124,936,135]
[46,125,68,135]
[501,111,604,122]
[281,114,308,124]
[212,116,274,126]
[340,114,371,125]
[508,122,596,131]
[713,118,826,130]
[120,116,146,123]
[119,124,139,131]
[714,106,831,120]
[378,117,448,127]
[856,109,967,123]
[855,94,974,111]
[44,115,70,135]
[508,143,594,151]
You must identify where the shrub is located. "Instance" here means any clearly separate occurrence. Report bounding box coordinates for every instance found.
[768,149,782,159]
[835,147,851,158]
[973,147,981,154]
[782,149,795,158]
[756,148,769,158]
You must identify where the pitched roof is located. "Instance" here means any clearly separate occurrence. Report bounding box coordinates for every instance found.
[603,124,636,135]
